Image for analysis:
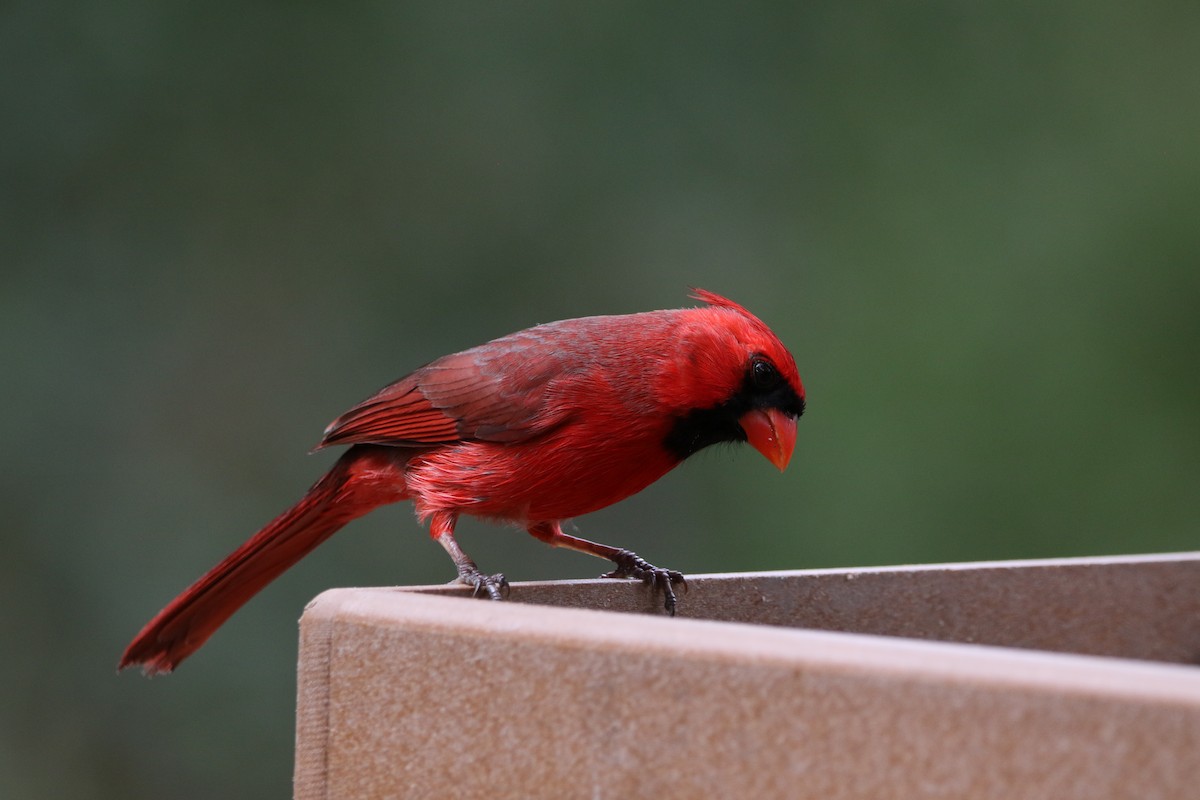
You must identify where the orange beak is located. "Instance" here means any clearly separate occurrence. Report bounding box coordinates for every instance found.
[738,408,797,472]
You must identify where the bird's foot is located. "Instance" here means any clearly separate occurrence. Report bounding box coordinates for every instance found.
[456,566,509,601]
[602,549,687,616]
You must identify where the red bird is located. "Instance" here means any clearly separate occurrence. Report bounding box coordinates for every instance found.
[120,289,805,674]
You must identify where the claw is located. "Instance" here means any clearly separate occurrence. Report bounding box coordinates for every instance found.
[458,568,508,601]
[602,549,687,616]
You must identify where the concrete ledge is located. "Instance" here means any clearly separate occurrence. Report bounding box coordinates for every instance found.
[295,553,1200,799]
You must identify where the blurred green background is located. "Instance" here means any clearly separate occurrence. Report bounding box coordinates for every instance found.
[3,3,1198,797]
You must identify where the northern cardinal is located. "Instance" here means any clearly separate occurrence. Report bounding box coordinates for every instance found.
[120,289,805,674]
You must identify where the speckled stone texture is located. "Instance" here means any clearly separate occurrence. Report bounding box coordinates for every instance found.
[295,554,1200,799]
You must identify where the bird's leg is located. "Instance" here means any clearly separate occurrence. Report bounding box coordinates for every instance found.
[430,511,507,600]
[525,522,686,616]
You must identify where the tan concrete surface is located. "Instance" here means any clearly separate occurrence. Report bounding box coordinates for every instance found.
[295,553,1200,799]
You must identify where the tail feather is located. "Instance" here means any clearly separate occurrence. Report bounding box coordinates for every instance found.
[119,445,408,675]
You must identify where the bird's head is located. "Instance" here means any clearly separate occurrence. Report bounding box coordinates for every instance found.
[659,289,805,470]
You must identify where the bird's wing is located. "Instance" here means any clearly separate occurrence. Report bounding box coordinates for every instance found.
[317,327,577,449]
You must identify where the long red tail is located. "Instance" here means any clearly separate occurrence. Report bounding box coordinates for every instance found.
[119,445,409,675]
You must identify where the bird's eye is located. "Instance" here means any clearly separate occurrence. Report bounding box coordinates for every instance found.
[751,358,780,390]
